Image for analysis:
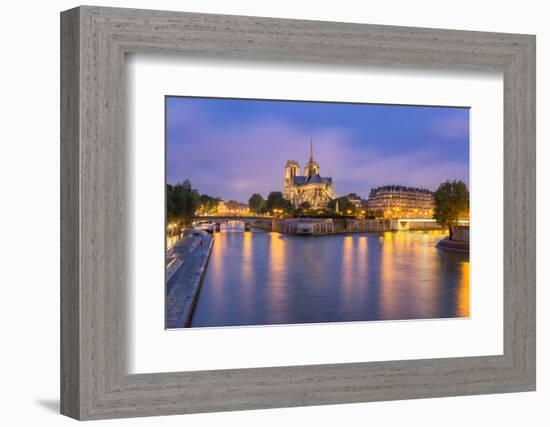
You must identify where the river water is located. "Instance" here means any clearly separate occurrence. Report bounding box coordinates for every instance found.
[190,223,469,328]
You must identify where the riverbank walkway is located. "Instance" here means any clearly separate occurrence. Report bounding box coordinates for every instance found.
[166,230,213,328]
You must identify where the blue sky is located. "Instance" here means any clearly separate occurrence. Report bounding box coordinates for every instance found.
[166,96,469,202]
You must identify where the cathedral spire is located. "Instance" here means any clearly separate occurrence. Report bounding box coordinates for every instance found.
[309,137,313,163]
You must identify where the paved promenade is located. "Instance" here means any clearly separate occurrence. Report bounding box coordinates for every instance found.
[166,230,214,328]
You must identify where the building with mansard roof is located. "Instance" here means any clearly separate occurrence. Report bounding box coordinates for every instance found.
[365,185,435,218]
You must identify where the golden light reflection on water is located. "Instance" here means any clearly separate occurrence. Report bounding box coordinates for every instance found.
[341,236,355,304]
[379,231,396,318]
[267,232,287,322]
[209,227,226,308]
[241,230,253,283]
[357,236,368,301]
[456,261,470,317]
[268,232,286,277]
[376,230,469,320]
[192,228,470,327]
[239,230,254,315]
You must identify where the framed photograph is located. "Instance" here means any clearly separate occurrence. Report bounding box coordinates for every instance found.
[61,6,536,420]
[164,96,471,330]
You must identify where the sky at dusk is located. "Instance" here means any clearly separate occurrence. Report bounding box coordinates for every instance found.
[166,96,469,203]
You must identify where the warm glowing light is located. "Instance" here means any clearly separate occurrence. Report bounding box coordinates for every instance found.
[266,232,288,317]
[192,225,468,326]
[456,261,470,317]
[341,235,354,303]
[241,230,254,287]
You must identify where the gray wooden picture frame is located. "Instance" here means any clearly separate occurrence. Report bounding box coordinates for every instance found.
[60,5,536,420]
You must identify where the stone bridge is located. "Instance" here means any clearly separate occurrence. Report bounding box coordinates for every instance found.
[194,215,274,231]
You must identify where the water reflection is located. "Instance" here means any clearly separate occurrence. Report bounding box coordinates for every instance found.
[190,226,469,328]
[456,261,470,317]
[341,236,354,306]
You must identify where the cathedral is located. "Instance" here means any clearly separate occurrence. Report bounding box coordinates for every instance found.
[283,141,335,209]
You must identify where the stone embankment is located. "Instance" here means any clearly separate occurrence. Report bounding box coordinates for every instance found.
[166,230,214,328]
[436,226,470,254]
[436,237,469,254]
[250,217,442,235]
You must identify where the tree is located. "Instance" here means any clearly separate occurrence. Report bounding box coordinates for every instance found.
[226,200,241,211]
[265,191,293,214]
[248,193,265,213]
[327,196,356,215]
[166,180,200,226]
[298,201,311,211]
[199,194,219,214]
[433,180,469,240]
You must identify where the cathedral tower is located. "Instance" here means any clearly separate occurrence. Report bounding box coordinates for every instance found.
[282,140,334,209]
[304,139,320,178]
[284,160,300,199]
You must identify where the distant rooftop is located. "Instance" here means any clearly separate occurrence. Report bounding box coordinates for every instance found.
[293,174,332,186]
[369,185,433,196]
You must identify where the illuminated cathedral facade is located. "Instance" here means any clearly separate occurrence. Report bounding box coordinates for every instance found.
[283,141,335,209]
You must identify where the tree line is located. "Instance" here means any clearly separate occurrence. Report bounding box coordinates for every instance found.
[167,180,254,225]
[166,181,370,224]
[167,179,470,239]
[248,192,379,217]
[167,180,231,226]
[167,180,199,226]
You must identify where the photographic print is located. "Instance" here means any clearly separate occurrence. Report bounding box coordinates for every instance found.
[165,96,470,329]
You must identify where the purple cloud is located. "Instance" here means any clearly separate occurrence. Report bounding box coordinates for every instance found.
[167,98,469,202]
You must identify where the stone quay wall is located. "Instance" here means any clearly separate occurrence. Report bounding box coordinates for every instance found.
[166,230,214,328]
[334,218,392,233]
[248,217,443,235]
